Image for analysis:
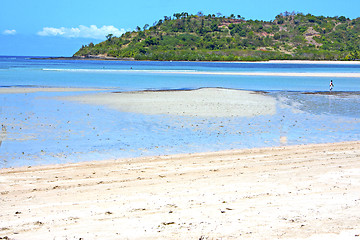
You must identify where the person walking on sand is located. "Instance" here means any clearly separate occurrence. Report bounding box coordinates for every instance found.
[329,80,334,92]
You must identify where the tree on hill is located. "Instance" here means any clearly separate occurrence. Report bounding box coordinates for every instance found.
[106,34,113,41]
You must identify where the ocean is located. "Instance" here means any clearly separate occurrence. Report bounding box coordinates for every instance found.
[1,56,360,168]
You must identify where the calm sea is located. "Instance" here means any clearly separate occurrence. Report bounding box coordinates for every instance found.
[1,56,360,168]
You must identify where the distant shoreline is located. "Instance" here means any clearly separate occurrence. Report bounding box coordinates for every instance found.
[32,56,135,61]
[32,56,360,64]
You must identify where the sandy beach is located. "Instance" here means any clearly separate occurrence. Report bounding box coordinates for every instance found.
[267,60,360,65]
[1,141,360,240]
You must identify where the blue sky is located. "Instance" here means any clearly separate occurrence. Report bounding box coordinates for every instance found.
[1,0,359,56]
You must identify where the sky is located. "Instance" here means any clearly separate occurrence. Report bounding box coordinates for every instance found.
[1,0,359,57]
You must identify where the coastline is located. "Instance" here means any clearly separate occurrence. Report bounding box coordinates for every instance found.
[267,60,360,64]
[31,56,135,61]
[1,141,359,239]
[32,56,360,65]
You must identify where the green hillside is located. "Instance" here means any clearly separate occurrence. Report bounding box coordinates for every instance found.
[74,12,360,61]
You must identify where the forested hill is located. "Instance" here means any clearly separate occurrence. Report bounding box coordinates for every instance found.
[74,12,360,61]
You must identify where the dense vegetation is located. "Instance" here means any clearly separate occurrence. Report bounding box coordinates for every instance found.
[74,12,360,61]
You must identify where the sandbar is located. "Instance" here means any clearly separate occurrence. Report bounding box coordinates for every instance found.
[61,88,277,117]
[43,68,360,78]
[1,141,359,239]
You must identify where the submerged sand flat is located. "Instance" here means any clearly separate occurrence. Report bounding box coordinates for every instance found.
[0,87,102,94]
[0,141,360,240]
[63,88,277,117]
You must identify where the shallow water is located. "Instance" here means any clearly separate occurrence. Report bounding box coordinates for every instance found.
[0,56,359,168]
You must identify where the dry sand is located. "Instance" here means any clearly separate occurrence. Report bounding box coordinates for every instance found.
[62,88,277,117]
[267,60,360,65]
[1,141,360,240]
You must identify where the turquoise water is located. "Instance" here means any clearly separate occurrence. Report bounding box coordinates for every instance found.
[1,56,360,168]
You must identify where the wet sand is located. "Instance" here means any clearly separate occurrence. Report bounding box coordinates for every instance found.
[0,141,359,240]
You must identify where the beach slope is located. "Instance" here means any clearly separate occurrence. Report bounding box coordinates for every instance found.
[1,141,360,240]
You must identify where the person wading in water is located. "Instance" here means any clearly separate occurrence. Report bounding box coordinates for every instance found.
[329,80,334,92]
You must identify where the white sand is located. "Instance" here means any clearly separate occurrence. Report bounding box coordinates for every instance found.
[62,88,277,117]
[0,87,102,94]
[1,141,359,240]
[267,60,360,65]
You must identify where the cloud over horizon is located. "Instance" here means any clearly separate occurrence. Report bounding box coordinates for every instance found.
[2,29,17,35]
[37,25,126,39]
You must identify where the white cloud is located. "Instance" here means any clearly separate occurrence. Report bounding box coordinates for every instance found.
[37,25,125,39]
[2,29,16,35]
